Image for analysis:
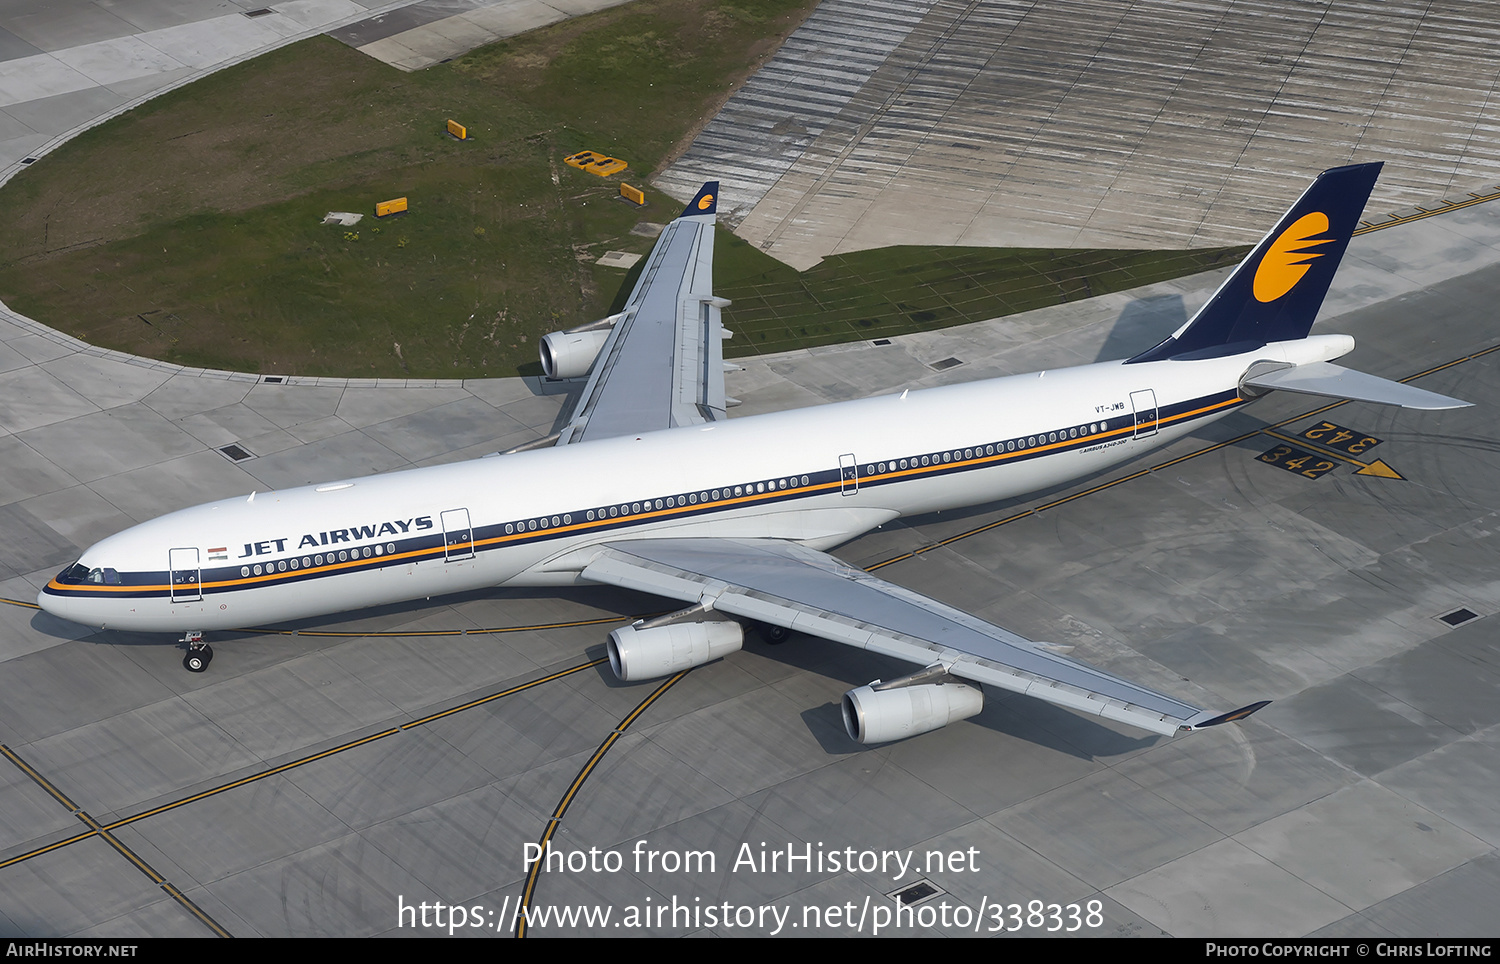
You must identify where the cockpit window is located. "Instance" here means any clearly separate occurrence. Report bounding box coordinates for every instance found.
[56,563,120,585]
[57,563,90,585]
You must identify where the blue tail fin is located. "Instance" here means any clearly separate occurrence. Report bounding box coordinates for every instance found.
[680,181,719,218]
[1127,162,1381,363]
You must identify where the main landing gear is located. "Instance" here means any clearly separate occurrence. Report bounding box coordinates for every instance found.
[181,631,213,673]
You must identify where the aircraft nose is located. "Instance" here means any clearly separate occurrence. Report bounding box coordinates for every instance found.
[36,585,70,621]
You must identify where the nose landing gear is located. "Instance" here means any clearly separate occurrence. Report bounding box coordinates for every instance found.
[180,631,213,672]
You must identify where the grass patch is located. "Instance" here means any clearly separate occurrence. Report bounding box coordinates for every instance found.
[714,236,1248,356]
[0,0,818,378]
[0,1,1247,379]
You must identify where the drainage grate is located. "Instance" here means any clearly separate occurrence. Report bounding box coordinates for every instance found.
[21,157,36,165]
[929,356,963,371]
[262,375,284,384]
[889,880,941,906]
[1438,607,1480,627]
[872,338,892,346]
[218,443,255,462]
[244,8,274,17]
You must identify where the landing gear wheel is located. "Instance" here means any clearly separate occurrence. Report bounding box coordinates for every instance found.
[760,622,791,645]
[180,631,212,673]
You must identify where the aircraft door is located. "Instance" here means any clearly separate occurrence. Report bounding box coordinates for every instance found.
[169,547,201,603]
[441,508,475,561]
[1130,390,1159,439]
[839,454,859,495]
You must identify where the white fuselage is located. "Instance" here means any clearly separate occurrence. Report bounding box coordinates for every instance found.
[37,336,1351,633]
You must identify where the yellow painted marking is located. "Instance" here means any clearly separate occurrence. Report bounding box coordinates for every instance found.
[267,615,630,638]
[467,615,652,636]
[79,811,166,883]
[109,727,401,827]
[1,744,233,936]
[402,659,607,728]
[161,882,234,938]
[112,659,606,829]
[1354,459,1404,479]
[0,829,97,870]
[0,656,609,873]
[1,744,79,811]
[1260,428,1404,480]
[516,670,688,938]
[289,629,462,637]
[1354,188,1500,235]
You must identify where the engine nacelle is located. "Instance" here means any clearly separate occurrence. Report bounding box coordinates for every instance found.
[607,621,744,681]
[841,681,983,744]
[540,328,609,380]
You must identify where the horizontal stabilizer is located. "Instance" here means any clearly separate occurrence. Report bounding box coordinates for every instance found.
[1244,362,1471,410]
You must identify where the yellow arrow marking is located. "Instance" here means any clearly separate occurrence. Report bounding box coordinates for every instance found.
[1261,429,1404,480]
[1354,459,1404,480]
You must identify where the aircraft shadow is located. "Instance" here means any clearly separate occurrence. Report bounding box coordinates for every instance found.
[1094,293,1189,363]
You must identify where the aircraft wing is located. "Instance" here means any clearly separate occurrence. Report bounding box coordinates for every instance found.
[581,538,1264,737]
[558,183,729,445]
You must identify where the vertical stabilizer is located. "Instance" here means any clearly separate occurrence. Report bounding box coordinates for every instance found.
[1127,163,1381,363]
[680,181,719,219]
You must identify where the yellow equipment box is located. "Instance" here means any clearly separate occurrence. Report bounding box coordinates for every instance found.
[564,150,627,177]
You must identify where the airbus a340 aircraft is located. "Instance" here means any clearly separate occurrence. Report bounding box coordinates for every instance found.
[38,163,1467,745]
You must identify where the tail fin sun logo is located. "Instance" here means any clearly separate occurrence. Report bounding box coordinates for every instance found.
[697,193,715,210]
[1253,212,1335,302]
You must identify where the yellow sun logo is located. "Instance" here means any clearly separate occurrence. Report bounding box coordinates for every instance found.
[1253,212,1334,302]
[697,193,715,210]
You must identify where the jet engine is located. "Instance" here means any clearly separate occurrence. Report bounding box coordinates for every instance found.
[841,680,983,744]
[607,620,744,681]
[540,329,607,379]
[539,312,624,379]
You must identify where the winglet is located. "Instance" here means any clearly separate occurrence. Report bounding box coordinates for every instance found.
[680,181,719,219]
[1186,700,1272,730]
